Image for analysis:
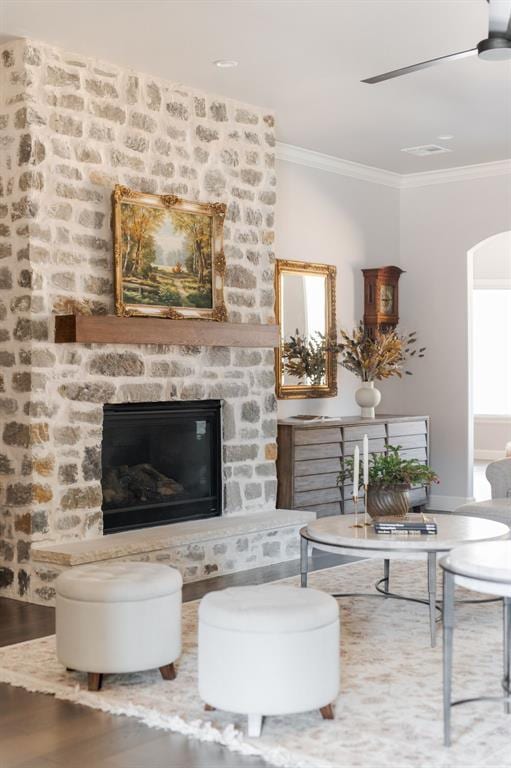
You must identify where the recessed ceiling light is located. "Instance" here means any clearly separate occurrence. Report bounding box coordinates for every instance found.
[437,134,454,140]
[213,59,238,69]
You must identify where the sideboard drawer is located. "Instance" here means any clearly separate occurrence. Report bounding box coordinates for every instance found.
[343,424,386,441]
[294,428,342,445]
[399,447,428,462]
[344,438,386,456]
[294,473,339,493]
[305,501,342,517]
[389,433,427,449]
[294,457,342,477]
[295,443,343,461]
[294,486,342,507]
[388,420,427,437]
[344,483,366,499]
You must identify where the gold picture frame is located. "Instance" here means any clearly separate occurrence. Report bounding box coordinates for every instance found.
[112,185,227,320]
[275,259,337,399]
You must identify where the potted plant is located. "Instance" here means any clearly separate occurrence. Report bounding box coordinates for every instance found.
[337,324,425,418]
[340,445,439,520]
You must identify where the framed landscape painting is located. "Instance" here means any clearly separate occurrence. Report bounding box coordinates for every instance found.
[112,185,227,320]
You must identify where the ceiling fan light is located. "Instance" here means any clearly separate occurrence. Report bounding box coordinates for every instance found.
[477,37,511,61]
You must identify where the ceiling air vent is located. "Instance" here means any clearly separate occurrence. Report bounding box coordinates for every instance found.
[401,144,452,157]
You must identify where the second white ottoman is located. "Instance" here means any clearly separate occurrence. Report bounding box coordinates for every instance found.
[56,561,182,691]
[198,584,340,737]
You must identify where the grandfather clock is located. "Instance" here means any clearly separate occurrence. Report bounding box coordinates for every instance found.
[362,266,404,337]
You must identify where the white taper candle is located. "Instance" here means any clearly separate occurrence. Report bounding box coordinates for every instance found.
[363,434,369,486]
[353,445,359,498]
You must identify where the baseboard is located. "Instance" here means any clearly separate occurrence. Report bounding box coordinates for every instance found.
[474,449,506,461]
[426,495,475,512]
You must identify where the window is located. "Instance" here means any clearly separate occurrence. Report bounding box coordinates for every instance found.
[473,289,511,415]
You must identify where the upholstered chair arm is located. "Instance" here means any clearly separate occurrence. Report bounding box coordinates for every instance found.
[486,458,511,499]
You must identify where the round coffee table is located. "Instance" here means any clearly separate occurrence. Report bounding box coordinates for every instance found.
[300,514,510,647]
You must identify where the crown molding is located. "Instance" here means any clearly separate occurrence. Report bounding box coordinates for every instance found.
[275,143,402,188]
[400,159,511,188]
[276,142,511,190]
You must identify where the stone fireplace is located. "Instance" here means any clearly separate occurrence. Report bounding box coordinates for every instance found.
[0,38,312,605]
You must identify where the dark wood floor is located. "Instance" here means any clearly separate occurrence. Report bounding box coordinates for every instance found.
[0,551,349,768]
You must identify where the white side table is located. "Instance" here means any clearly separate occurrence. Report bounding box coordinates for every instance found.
[440,540,511,746]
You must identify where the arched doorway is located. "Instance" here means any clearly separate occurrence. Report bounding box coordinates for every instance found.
[468,231,511,500]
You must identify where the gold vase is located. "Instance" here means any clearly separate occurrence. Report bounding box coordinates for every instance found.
[366,484,410,522]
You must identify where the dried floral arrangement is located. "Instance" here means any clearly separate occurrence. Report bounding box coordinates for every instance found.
[281,330,329,385]
[339,445,439,489]
[337,323,425,382]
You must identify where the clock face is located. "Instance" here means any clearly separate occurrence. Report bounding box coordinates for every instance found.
[380,284,394,314]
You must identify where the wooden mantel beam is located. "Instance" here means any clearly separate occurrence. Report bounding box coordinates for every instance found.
[54,315,280,348]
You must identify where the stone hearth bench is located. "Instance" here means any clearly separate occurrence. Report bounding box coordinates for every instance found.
[30,509,315,605]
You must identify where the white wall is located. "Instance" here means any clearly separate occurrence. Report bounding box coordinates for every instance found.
[275,159,400,418]
[381,174,511,508]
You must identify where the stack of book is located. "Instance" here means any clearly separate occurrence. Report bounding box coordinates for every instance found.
[374,519,437,535]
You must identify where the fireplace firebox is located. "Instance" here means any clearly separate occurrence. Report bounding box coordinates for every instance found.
[101,400,222,533]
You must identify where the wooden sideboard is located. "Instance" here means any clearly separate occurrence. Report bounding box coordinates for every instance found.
[277,414,430,517]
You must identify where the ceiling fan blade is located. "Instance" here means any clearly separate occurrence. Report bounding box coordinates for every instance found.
[487,0,511,38]
[362,48,478,84]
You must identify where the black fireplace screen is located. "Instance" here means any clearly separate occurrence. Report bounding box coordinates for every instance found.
[101,400,222,533]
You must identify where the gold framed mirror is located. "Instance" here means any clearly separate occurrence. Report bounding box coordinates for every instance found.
[275,259,337,399]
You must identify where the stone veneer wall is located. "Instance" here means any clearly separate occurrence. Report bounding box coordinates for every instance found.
[0,38,278,603]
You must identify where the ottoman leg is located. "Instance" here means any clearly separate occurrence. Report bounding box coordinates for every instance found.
[88,673,103,691]
[247,713,263,738]
[159,663,176,681]
[320,704,334,720]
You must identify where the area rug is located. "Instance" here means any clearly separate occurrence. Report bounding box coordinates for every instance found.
[0,560,510,768]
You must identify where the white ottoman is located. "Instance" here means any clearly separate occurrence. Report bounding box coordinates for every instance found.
[56,561,182,691]
[198,584,340,737]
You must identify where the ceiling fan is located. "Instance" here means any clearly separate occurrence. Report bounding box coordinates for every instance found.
[362,0,511,83]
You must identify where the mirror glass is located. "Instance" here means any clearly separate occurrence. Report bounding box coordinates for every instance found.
[281,273,327,386]
[275,260,337,399]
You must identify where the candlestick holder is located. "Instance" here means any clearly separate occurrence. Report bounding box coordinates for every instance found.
[363,483,371,526]
[350,494,363,528]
